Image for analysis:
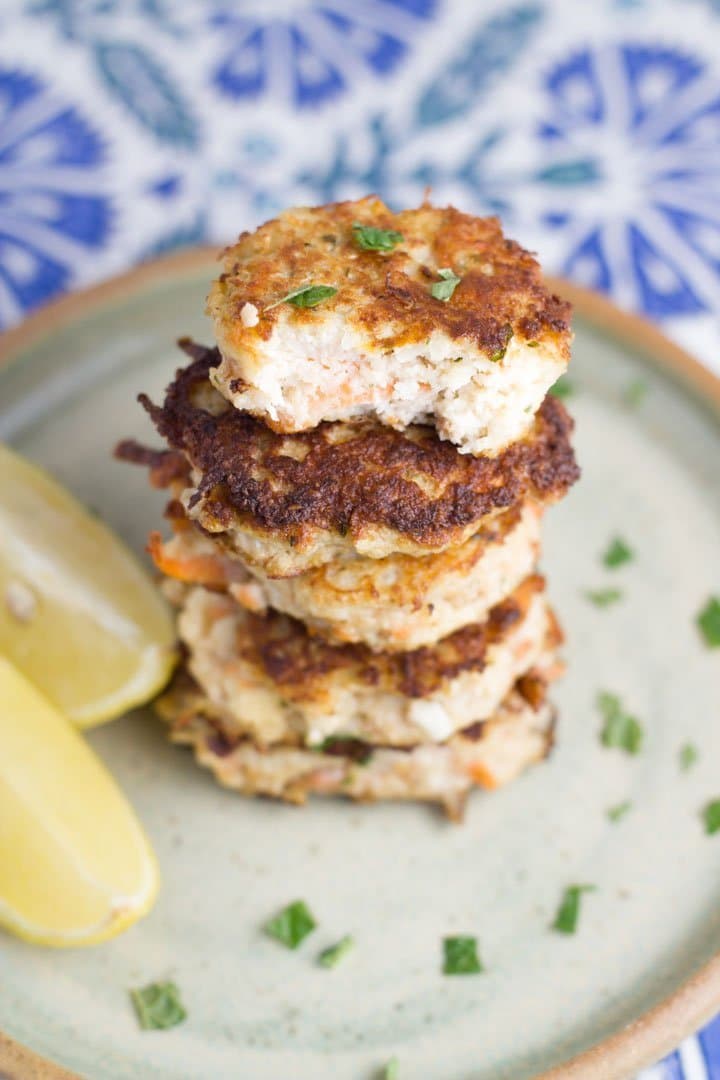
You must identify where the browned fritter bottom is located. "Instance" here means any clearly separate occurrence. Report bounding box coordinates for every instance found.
[157,666,559,822]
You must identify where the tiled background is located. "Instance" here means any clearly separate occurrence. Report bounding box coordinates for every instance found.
[2,1,719,1074]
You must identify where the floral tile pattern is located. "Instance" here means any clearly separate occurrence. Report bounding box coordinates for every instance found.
[2,2,720,1073]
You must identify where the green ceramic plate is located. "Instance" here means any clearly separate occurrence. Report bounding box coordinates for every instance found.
[1,252,720,1080]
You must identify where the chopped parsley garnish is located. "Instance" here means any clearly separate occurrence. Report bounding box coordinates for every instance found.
[552,885,595,934]
[549,375,574,399]
[267,284,337,310]
[264,900,317,948]
[489,323,513,363]
[624,379,648,408]
[384,1058,400,1080]
[697,597,720,647]
[703,801,720,835]
[352,222,403,251]
[318,935,355,968]
[430,268,461,301]
[597,692,643,754]
[607,800,632,823]
[585,588,623,608]
[442,935,483,975]
[130,982,187,1030]
[603,536,634,569]
[680,743,699,771]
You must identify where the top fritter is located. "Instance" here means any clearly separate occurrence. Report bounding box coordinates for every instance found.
[206,197,572,456]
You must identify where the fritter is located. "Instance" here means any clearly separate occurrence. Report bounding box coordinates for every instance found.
[118,339,578,575]
[167,575,561,748]
[158,666,559,821]
[206,197,571,456]
[150,500,542,652]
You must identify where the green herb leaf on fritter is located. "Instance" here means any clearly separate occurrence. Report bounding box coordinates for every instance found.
[430,268,461,302]
[352,222,403,252]
[267,284,337,310]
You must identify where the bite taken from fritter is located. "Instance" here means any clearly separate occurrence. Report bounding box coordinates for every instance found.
[117,340,579,576]
[206,197,572,456]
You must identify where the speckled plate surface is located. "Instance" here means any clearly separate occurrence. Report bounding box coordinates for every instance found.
[1,252,720,1080]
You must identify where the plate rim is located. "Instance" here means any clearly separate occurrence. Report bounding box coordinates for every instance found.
[1,248,719,1080]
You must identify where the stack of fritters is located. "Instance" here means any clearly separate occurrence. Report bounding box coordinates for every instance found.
[118,197,579,819]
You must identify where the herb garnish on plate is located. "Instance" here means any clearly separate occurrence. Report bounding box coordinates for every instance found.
[264,900,317,948]
[443,936,483,975]
[598,692,643,754]
[603,537,634,569]
[130,982,187,1030]
[552,885,596,934]
[318,935,355,968]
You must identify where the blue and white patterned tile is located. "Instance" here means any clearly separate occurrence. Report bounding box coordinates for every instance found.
[2,7,720,1069]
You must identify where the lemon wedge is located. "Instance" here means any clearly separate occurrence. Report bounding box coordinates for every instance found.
[0,443,176,728]
[0,657,159,946]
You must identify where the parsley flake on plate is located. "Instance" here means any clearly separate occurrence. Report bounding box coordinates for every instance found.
[384,1057,400,1079]
[597,692,643,754]
[430,268,461,302]
[697,597,720,647]
[552,885,596,934]
[549,376,574,400]
[607,800,632,823]
[352,222,403,251]
[443,935,483,975]
[264,900,317,948]
[624,379,648,408]
[703,801,720,835]
[130,982,187,1031]
[603,537,634,569]
[679,743,699,771]
[318,935,355,968]
[267,284,337,310]
[585,588,623,608]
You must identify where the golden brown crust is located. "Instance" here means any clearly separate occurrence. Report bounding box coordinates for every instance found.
[160,662,551,758]
[130,340,579,549]
[175,574,544,704]
[208,197,571,362]
[156,663,558,818]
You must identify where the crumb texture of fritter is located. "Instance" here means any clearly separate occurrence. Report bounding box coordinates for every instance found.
[206,197,572,455]
[167,574,561,747]
[158,667,558,820]
[126,339,579,574]
[151,500,543,652]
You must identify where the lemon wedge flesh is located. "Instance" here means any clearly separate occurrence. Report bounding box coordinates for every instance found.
[0,443,175,728]
[0,657,159,946]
